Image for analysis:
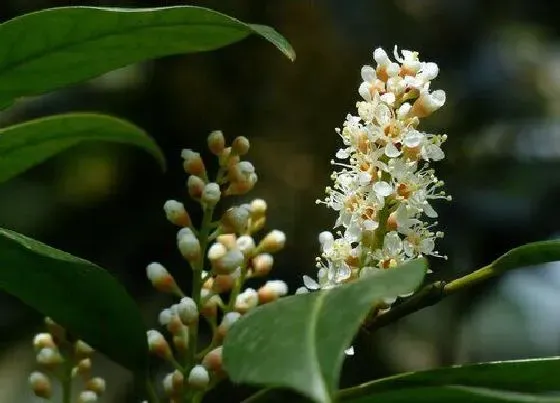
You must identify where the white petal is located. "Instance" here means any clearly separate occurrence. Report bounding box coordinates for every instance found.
[373,181,393,196]
[423,202,438,218]
[358,82,372,101]
[303,275,320,290]
[385,142,401,158]
[404,130,423,148]
[361,65,376,82]
[363,219,379,231]
[344,346,355,356]
[336,148,351,159]
[380,92,396,105]
[358,171,371,185]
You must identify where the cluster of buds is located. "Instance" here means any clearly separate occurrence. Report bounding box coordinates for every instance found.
[146,131,287,400]
[29,318,105,402]
[305,47,450,294]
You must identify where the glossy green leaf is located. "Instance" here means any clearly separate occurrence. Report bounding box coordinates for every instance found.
[0,228,147,371]
[492,241,560,272]
[338,357,560,402]
[0,6,294,108]
[224,259,427,403]
[0,113,164,183]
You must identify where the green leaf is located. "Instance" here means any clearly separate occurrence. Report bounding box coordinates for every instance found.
[0,6,295,107]
[338,357,560,402]
[492,241,560,272]
[0,113,164,183]
[0,228,148,371]
[223,259,427,403]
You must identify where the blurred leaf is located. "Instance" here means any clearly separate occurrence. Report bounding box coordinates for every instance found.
[0,113,164,183]
[338,357,560,402]
[224,259,427,403]
[0,6,295,108]
[492,241,560,272]
[0,228,147,371]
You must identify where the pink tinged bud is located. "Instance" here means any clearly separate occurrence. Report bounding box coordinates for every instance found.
[249,198,267,217]
[213,248,244,275]
[36,347,63,366]
[225,172,257,195]
[221,206,250,233]
[172,370,184,393]
[164,200,191,227]
[235,288,258,313]
[201,295,221,318]
[172,331,189,355]
[187,175,205,199]
[163,372,174,396]
[216,233,237,250]
[188,365,210,389]
[29,371,52,399]
[208,242,228,262]
[146,262,180,295]
[231,136,250,156]
[74,358,92,376]
[236,235,256,256]
[33,333,55,352]
[177,233,201,262]
[202,346,223,373]
[212,274,234,293]
[86,377,106,395]
[251,253,273,276]
[411,89,446,118]
[207,130,225,155]
[258,230,286,253]
[78,390,98,403]
[201,182,221,206]
[181,149,205,176]
[258,280,288,304]
[159,307,183,334]
[217,312,241,338]
[147,330,173,361]
[177,297,198,325]
[75,340,94,358]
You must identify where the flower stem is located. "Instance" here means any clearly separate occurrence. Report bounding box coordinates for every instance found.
[145,377,160,403]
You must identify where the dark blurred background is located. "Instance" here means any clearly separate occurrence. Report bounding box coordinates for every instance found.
[2,0,560,401]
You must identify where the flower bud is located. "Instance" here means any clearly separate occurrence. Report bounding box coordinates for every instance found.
[201,182,221,206]
[232,136,250,156]
[164,200,191,227]
[75,340,94,358]
[172,330,189,355]
[181,149,205,177]
[217,312,241,338]
[258,230,286,253]
[208,242,227,261]
[207,130,225,155]
[212,274,235,293]
[29,371,52,399]
[163,372,174,396]
[36,347,63,366]
[216,233,237,250]
[33,333,55,352]
[176,297,198,325]
[249,199,267,218]
[221,206,250,233]
[177,233,201,263]
[202,346,223,373]
[44,317,66,343]
[188,365,210,389]
[147,330,172,361]
[410,89,446,118]
[251,253,273,276]
[146,262,181,295]
[213,248,244,275]
[159,307,183,335]
[73,358,92,377]
[78,390,98,403]
[187,175,205,199]
[235,288,259,313]
[225,173,257,196]
[201,295,221,318]
[86,377,106,395]
[258,280,288,304]
[236,235,256,256]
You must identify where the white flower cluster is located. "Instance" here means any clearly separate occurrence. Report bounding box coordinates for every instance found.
[305,47,450,291]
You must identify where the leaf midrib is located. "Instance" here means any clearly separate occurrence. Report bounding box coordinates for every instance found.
[309,291,331,403]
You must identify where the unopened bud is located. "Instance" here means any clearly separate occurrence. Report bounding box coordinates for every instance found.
[181,149,206,177]
[75,340,94,358]
[73,358,92,376]
[251,253,274,276]
[178,233,201,263]
[187,175,205,199]
[201,295,221,318]
[232,136,250,156]
[201,182,221,206]
[147,330,172,361]
[258,230,286,253]
[235,288,259,313]
[212,274,234,293]
[202,346,223,373]
[172,330,189,355]
[188,365,210,389]
[29,371,51,399]
[33,333,55,352]
[36,347,63,366]
[249,199,267,217]
[213,248,244,275]
[236,235,256,256]
[78,390,98,403]
[86,377,106,395]
[159,307,183,335]
[163,372,174,396]
[208,242,228,261]
[258,280,288,304]
[163,369,184,396]
[217,312,241,338]
[216,233,237,250]
[387,212,398,231]
[207,130,225,155]
[225,173,257,196]
[177,297,198,325]
[221,206,250,233]
[146,262,181,295]
[164,200,191,227]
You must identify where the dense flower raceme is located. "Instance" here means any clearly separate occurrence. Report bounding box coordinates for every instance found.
[303,47,450,292]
